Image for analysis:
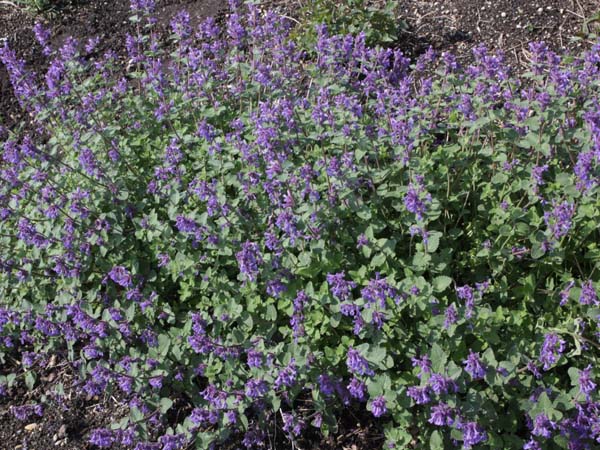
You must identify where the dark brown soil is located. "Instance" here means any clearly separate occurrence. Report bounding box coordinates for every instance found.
[396,0,600,67]
[0,0,224,131]
[1,0,600,449]
[0,353,131,450]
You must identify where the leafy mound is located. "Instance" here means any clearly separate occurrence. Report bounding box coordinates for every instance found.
[1,1,600,449]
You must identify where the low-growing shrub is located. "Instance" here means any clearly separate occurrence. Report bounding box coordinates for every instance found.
[289,0,406,49]
[0,0,599,448]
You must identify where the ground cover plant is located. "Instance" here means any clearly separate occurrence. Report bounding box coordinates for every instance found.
[0,0,600,448]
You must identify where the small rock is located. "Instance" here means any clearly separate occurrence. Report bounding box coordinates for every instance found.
[58,424,67,438]
[537,7,543,14]
[501,12,506,18]
[24,423,38,432]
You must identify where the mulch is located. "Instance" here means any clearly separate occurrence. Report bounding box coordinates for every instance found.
[396,0,600,68]
[0,0,599,448]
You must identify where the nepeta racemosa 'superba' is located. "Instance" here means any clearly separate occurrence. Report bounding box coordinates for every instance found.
[0,0,600,448]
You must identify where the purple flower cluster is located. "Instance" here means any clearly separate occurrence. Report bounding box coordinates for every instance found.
[544,200,576,241]
[370,396,387,417]
[460,421,488,448]
[539,333,566,370]
[10,403,43,421]
[403,174,431,221]
[346,347,374,377]
[236,241,263,283]
[108,265,133,288]
[463,350,486,380]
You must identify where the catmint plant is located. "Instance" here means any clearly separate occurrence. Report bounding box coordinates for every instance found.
[0,0,599,449]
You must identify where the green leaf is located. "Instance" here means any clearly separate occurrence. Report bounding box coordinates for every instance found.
[25,372,36,390]
[370,252,387,268]
[367,345,387,365]
[160,397,174,414]
[432,276,453,293]
[426,231,442,253]
[430,343,447,374]
[430,430,444,450]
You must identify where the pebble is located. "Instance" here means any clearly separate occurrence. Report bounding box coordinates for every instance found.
[24,423,38,432]
[501,12,506,18]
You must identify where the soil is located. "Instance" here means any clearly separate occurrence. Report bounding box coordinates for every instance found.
[0,0,224,131]
[396,0,600,67]
[1,0,600,449]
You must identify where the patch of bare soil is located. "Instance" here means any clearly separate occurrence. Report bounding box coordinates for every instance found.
[396,0,599,67]
[0,0,224,131]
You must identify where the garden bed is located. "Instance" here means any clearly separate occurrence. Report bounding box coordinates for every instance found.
[1,1,599,449]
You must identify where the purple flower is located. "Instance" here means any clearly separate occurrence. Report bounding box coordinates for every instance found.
[89,428,115,448]
[149,376,163,389]
[246,350,263,368]
[171,10,191,39]
[266,277,287,298]
[157,253,170,268]
[159,434,186,450]
[544,200,576,240]
[79,148,102,177]
[531,413,555,438]
[407,385,431,404]
[461,422,487,448]
[245,378,268,398]
[411,355,432,379]
[175,215,198,233]
[429,402,454,426]
[33,22,52,56]
[357,233,369,248]
[444,304,458,328]
[226,411,237,425]
[539,332,565,370]
[456,285,476,318]
[236,241,263,283]
[531,164,548,191]
[429,373,457,395]
[11,404,43,421]
[404,175,431,221]
[274,360,297,388]
[527,361,542,379]
[134,443,161,450]
[578,365,596,398]
[291,290,309,338]
[327,272,357,301]
[346,347,374,377]
[108,266,133,287]
[347,377,366,401]
[463,350,486,380]
[559,281,574,306]
[85,36,100,53]
[130,0,155,13]
[371,396,387,417]
[523,439,542,450]
[579,280,599,306]
[318,374,336,396]
[361,275,399,308]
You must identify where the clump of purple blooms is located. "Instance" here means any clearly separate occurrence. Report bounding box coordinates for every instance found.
[0,0,599,449]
